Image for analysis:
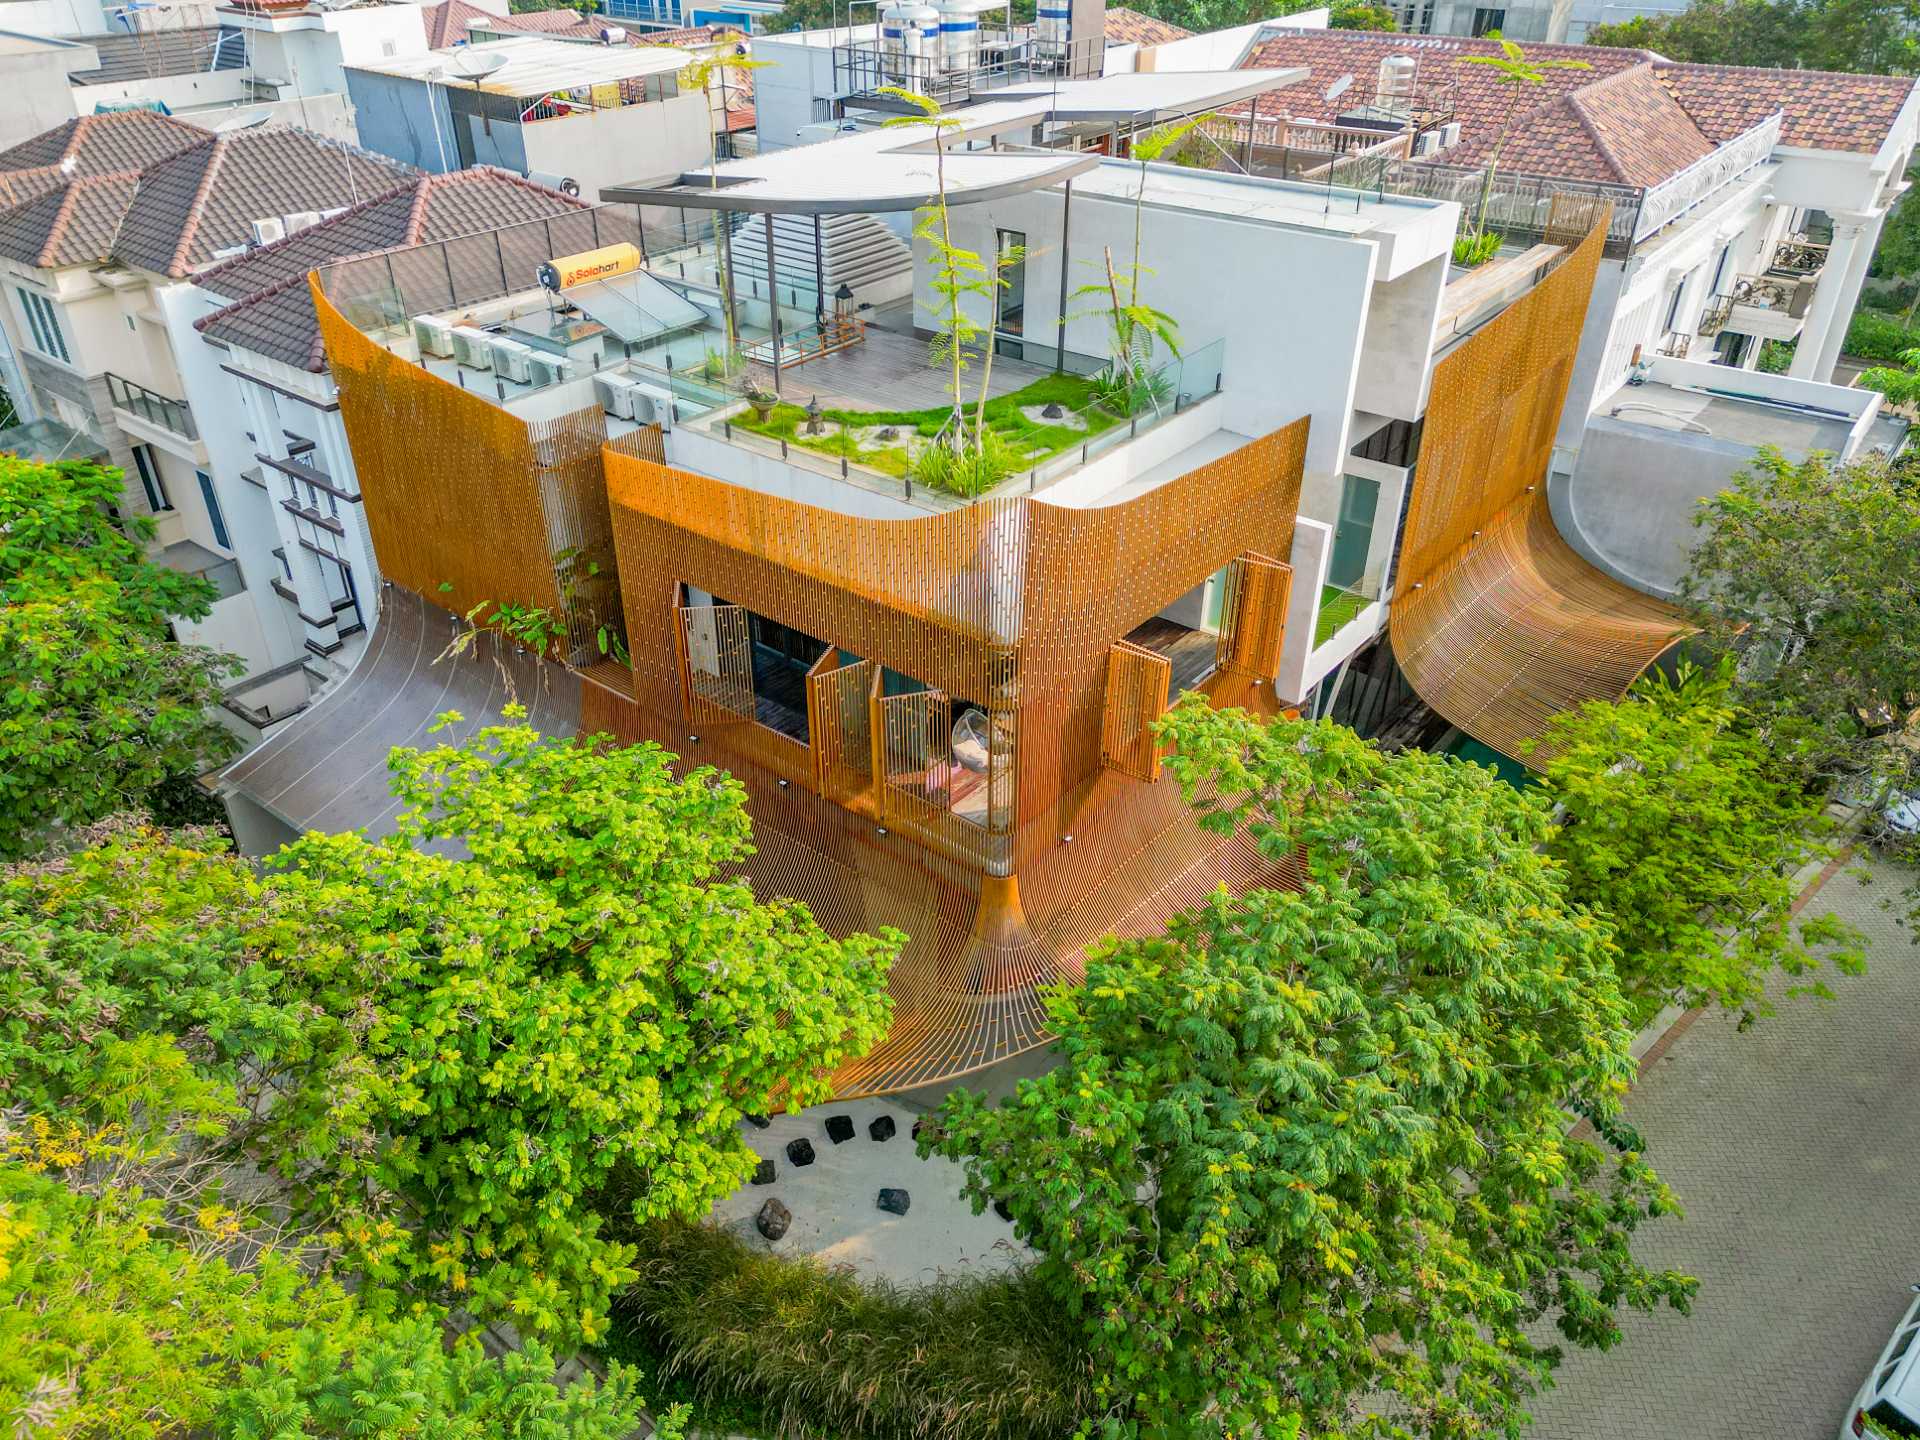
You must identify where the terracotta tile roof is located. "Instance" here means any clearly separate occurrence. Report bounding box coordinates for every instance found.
[193,166,589,372]
[1103,7,1192,45]
[0,110,203,180]
[0,166,69,210]
[1238,27,1917,186]
[0,170,140,268]
[1452,61,1714,186]
[419,0,608,47]
[1655,63,1918,155]
[630,22,744,46]
[110,126,415,278]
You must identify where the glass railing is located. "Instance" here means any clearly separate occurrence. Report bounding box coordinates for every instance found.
[106,371,197,441]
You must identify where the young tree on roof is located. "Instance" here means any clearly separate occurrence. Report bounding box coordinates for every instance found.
[1457,37,1590,265]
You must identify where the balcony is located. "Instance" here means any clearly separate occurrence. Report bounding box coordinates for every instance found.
[1698,271,1818,342]
[106,371,199,447]
[157,539,244,601]
[1769,238,1830,278]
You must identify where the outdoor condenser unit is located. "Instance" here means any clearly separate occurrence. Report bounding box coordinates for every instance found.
[594,373,638,418]
[413,316,456,358]
[451,326,495,370]
[489,338,536,383]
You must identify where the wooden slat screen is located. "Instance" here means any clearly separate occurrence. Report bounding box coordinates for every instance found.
[1389,211,1693,767]
[1214,551,1293,681]
[676,602,755,725]
[1102,639,1172,782]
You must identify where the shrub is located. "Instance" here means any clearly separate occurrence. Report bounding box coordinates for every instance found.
[912,430,1015,498]
[607,1218,1096,1440]
[1844,307,1919,362]
[1452,228,1502,268]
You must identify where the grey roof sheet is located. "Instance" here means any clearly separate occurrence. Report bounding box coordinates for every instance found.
[219,584,579,840]
[194,167,589,370]
[111,125,415,278]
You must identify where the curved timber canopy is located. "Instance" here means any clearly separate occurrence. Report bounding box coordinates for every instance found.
[1389,210,1693,768]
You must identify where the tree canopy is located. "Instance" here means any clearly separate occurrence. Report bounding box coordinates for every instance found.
[0,456,240,858]
[1585,0,1920,74]
[920,700,1695,1440]
[1540,660,1864,1026]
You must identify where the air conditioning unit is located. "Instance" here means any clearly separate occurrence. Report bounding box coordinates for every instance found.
[527,354,571,388]
[284,210,323,235]
[1414,131,1441,156]
[633,382,675,433]
[250,216,286,247]
[595,372,638,418]
[413,315,456,358]
[1440,120,1462,149]
[490,338,535,383]
[451,326,495,370]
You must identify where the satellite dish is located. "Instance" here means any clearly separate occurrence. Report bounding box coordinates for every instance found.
[447,47,509,80]
[1325,72,1353,102]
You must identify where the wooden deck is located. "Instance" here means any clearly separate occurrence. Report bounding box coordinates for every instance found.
[1127,617,1219,697]
[749,325,1053,414]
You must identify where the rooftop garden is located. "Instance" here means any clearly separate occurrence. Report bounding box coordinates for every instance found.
[729,372,1131,494]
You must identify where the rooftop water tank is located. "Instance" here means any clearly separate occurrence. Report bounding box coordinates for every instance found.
[881,0,938,82]
[1378,54,1417,107]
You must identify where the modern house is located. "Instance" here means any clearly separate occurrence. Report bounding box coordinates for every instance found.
[218,61,1655,1101]
[342,34,712,200]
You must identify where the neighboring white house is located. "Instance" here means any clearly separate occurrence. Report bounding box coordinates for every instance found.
[343,35,711,200]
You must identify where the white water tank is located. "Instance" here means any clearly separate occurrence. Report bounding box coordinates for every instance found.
[881,1,938,81]
[936,0,979,71]
[1378,54,1417,107]
[1036,0,1068,61]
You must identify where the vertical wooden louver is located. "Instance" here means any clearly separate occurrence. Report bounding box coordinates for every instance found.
[675,602,755,724]
[807,652,874,801]
[1215,551,1292,680]
[1102,639,1172,781]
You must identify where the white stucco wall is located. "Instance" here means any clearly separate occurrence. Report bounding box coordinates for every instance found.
[528,91,710,200]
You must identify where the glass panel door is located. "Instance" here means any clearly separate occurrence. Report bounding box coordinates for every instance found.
[1327,473,1379,592]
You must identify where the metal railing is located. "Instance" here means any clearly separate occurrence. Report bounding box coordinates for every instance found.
[1634,112,1781,242]
[830,31,1102,106]
[1770,238,1830,277]
[1381,161,1643,256]
[106,371,197,441]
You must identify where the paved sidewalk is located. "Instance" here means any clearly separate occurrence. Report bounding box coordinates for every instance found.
[1528,857,1920,1440]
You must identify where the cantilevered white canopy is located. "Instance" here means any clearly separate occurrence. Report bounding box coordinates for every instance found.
[600,67,1306,214]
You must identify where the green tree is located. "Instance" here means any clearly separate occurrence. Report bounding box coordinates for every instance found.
[0,456,240,859]
[921,701,1695,1440]
[1586,0,1920,73]
[1680,447,1920,791]
[0,1165,676,1440]
[1858,345,1920,407]
[253,714,899,1347]
[1540,660,1865,1026]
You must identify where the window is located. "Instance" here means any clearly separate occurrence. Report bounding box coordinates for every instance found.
[1663,271,1691,333]
[132,445,170,512]
[996,229,1027,343]
[1708,241,1733,297]
[15,287,69,363]
[197,470,230,550]
[1470,6,1505,34]
[1867,1401,1920,1439]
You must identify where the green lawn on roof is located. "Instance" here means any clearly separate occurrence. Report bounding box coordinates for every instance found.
[1315,584,1369,647]
[730,374,1120,485]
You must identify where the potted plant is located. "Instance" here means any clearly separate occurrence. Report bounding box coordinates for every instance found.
[745,386,778,422]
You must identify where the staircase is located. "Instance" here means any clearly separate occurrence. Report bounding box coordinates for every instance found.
[727,213,912,309]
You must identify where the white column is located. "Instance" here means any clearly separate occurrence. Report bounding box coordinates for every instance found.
[1812,208,1886,384]
[1789,212,1872,381]
[241,381,342,658]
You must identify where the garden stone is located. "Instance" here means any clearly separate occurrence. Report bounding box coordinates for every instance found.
[745,1113,771,1129]
[868,1115,896,1142]
[786,1137,816,1167]
[824,1114,855,1144]
[756,1197,791,1241]
[993,1198,1013,1223]
[877,1187,911,1216]
[751,1156,776,1185]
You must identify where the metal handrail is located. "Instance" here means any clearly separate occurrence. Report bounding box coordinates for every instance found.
[105,371,197,441]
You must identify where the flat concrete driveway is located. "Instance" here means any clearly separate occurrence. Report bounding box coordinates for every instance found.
[1529,857,1920,1440]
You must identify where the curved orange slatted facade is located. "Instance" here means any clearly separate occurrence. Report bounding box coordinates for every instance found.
[601,423,1308,1094]
[311,271,1312,1097]
[1389,214,1693,768]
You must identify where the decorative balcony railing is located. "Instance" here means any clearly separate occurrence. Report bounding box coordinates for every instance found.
[1657,334,1693,359]
[1635,112,1781,243]
[1769,238,1829,277]
[1698,271,1816,337]
[105,371,198,442]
